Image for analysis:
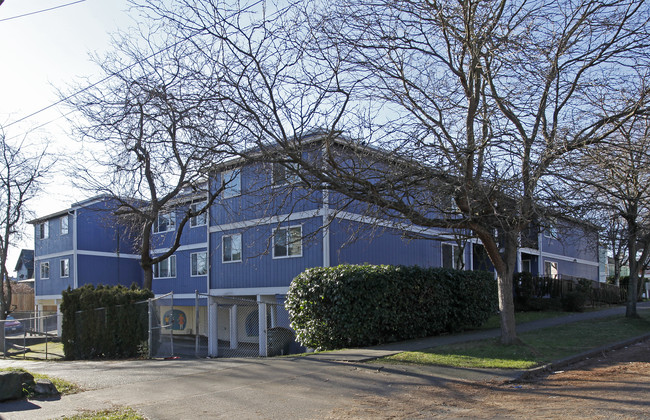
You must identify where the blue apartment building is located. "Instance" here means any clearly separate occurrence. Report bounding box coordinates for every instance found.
[30,145,603,345]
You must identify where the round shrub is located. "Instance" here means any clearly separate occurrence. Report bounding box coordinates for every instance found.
[286,265,497,350]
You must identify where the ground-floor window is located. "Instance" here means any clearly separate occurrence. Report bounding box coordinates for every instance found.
[544,260,559,279]
[442,243,463,269]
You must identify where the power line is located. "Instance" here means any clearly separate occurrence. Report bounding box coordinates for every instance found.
[0,0,87,23]
[3,0,281,131]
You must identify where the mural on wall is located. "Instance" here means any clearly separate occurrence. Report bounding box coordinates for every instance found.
[163,309,187,330]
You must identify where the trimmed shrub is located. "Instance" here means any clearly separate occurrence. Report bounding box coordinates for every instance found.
[285,265,497,350]
[61,284,153,360]
[562,291,587,312]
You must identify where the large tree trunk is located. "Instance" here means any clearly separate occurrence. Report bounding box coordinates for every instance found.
[626,222,639,318]
[477,229,519,344]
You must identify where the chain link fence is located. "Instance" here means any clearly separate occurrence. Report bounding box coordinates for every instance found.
[1,312,62,360]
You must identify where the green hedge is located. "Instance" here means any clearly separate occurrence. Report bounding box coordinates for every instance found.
[285,265,497,350]
[61,284,153,360]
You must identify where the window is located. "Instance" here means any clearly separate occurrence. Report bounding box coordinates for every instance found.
[442,243,463,270]
[223,234,242,263]
[273,226,302,258]
[38,222,49,239]
[60,259,70,278]
[543,220,558,239]
[40,262,50,279]
[222,169,241,198]
[153,212,176,233]
[191,252,208,276]
[153,256,176,278]
[272,163,299,186]
[60,216,69,235]
[190,202,207,227]
[544,261,559,279]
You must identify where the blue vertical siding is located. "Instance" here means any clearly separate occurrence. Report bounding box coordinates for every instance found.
[210,217,323,290]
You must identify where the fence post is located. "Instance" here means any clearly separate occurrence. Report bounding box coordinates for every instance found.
[258,300,268,357]
[148,298,153,358]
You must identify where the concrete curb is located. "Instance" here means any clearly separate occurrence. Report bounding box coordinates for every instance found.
[517,332,650,381]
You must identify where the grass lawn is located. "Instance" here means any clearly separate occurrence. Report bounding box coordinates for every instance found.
[478,310,568,330]
[380,311,650,369]
[4,341,65,360]
[61,408,146,420]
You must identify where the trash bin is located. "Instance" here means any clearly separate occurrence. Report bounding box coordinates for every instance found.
[267,327,295,356]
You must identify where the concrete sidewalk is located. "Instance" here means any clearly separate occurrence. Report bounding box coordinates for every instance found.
[0,302,648,420]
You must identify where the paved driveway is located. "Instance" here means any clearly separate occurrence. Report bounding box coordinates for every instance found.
[0,355,517,419]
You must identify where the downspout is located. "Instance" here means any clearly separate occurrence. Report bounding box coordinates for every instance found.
[71,210,78,289]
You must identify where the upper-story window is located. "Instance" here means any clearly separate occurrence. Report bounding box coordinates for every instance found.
[191,251,208,276]
[153,212,176,233]
[442,243,463,270]
[190,202,207,227]
[223,233,242,263]
[60,216,69,235]
[38,222,49,239]
[60,259,70,278]
[222,169,241,198]
[153,255,176,278]
[273,226,302,258]
[40,262,50,279]
[543,219,559,239]
[272,163,300,186]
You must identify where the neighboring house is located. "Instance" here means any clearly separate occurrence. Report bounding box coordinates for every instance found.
[14,249,34,282]
[28,196,143,325]
[30,139,603,344]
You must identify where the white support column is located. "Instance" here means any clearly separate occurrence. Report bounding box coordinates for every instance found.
[229,305,238,349]
[538,233,544,276]
[208,298,218,357]
[322,188,331,268]
[37,303,44,332]
[258,300,268,357]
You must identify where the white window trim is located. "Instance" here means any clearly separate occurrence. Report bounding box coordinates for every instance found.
[153,212,176,234]
[153,255,177,279]
[222,233,243,263]
[272,225,303,259]
[272,162,300,187]
[545,260,559,279]
[60,258,70,278]
[222,169,242,198]
[441,243,463,270]
[39,222,49,240]
[190,251,208,276]
[190,202,207,228]
[40,262,50,279]
[60,216,69,235]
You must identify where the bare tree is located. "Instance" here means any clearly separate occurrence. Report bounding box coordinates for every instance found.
[64,27,238,290]
[0,130,50,319]
[561,114,650,317]
[131,0,650,343]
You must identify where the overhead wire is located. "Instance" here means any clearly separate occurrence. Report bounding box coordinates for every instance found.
[0,0,88,23]
[3,0,272,132]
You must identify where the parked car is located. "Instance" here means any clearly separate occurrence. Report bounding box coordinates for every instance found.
[3,315,24,335]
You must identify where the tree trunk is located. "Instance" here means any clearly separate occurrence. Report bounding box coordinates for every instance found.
[143,266,153,291]
[477,229,518,344]
[626,223,639,318]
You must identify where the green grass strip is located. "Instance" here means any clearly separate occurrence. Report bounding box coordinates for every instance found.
[381,311,650,369]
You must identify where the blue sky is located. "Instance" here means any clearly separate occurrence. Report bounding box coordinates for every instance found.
[0,0,133,270]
